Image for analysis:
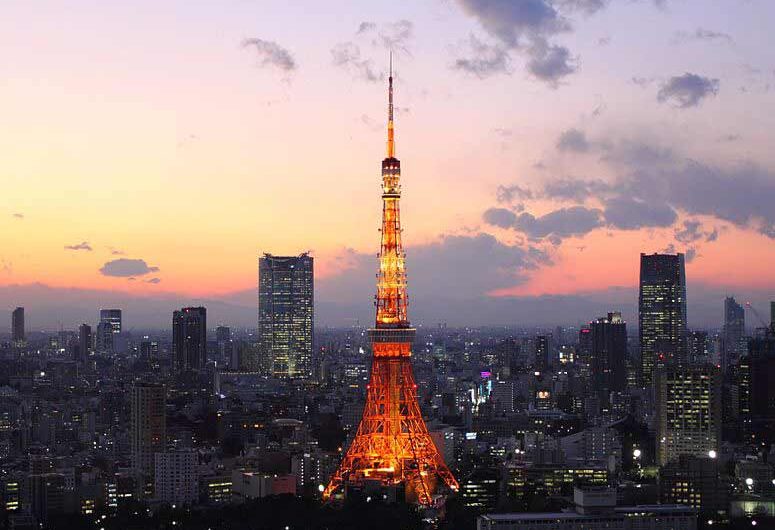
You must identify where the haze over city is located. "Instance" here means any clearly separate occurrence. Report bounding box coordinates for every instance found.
[3,0,775,329]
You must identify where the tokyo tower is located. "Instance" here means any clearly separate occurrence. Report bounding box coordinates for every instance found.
[323,57,459,506]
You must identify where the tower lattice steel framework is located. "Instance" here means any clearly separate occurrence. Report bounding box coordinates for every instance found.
[323,57,459,506]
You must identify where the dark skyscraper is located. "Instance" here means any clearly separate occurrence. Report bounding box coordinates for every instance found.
[78,324,92,361]
[216,326,231,343]
[258,253,313,379]
[172,307,207,371]
[535,335,550,372]
[639,253,687,386]
[11,307,24,345]
[96,309,122,354]
[724,296,746,359]
[590,312,627,394]
[688,330,709,364]
[131,382,166,478]
[99,309,122,333]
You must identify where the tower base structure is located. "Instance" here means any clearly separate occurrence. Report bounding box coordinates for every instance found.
[323,328,459,506]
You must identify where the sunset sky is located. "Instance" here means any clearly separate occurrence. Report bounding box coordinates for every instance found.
[2,0,775,329]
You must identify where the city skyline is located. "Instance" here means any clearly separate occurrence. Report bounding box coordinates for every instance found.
[2,0,775,329]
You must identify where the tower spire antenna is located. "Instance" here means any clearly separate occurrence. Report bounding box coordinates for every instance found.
[387,50,395,158]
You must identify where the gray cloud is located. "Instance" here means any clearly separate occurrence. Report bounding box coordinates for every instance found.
[556,128,590,152]
[241,38,296,71]
[554,0,609,14]
[454,36,510,78]
[497,184,533,203]
[657,73,720,108]
[483,207,518,228]
[526,40,577,86]
[497,135,775,239]
[145,278,161,284]
[355,19,414,53]
[357,22,376,34]
[12,213,24,220]
[457,0,569,46]
[454,0,577,85]
[99,258,159,278]
[542,178,610,202]
[486,206,603,242]
[672,28,733,45]
[64,241,93,252]
[331,42,379,82]
[602,196,677,230]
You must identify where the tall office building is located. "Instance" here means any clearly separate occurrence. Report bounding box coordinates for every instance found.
[258,253,313,379]
[216,326,231,343]
[11,307,24,345]
[724,296,746,359]
[655,364,721,466]
[740,332,775,444]
[688,330,709,364]
[78,324,92,361]
[130,383,166,477]
[590,312,627,394]
[534,335,550,372]
[99,309,122,333]
[95,309,121,354]
[639,253,687,386]
[172,307,207,371]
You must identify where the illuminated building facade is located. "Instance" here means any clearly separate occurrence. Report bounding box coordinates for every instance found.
[172,306,207,371]
[639,253,687,386]
[655,364,721,466]
[324,59,458,505]
[258,253,313,379]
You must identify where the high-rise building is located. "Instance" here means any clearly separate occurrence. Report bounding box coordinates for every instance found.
[577,326,592,379]
[11,307,24,345]
[655,364,721,466]
[95,321,113,354]
[724,296,746,359]
[688,330,708,364]
[99,309,122,333]
[258,253,313,379]
[154,450,197,505]
[639,253,687,386]
[535,335,550,372]
[324,61,458,506]
[172,307,207,371]
[96,309,121,354]
[216,326,231,343]
[130,383,166,477]
[740,332,775,445]
[78,324,92,361]
[140,338,159,360]
[590,312,627,394]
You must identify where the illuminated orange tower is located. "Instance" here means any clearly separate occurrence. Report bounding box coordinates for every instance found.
[323,57,459,506]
